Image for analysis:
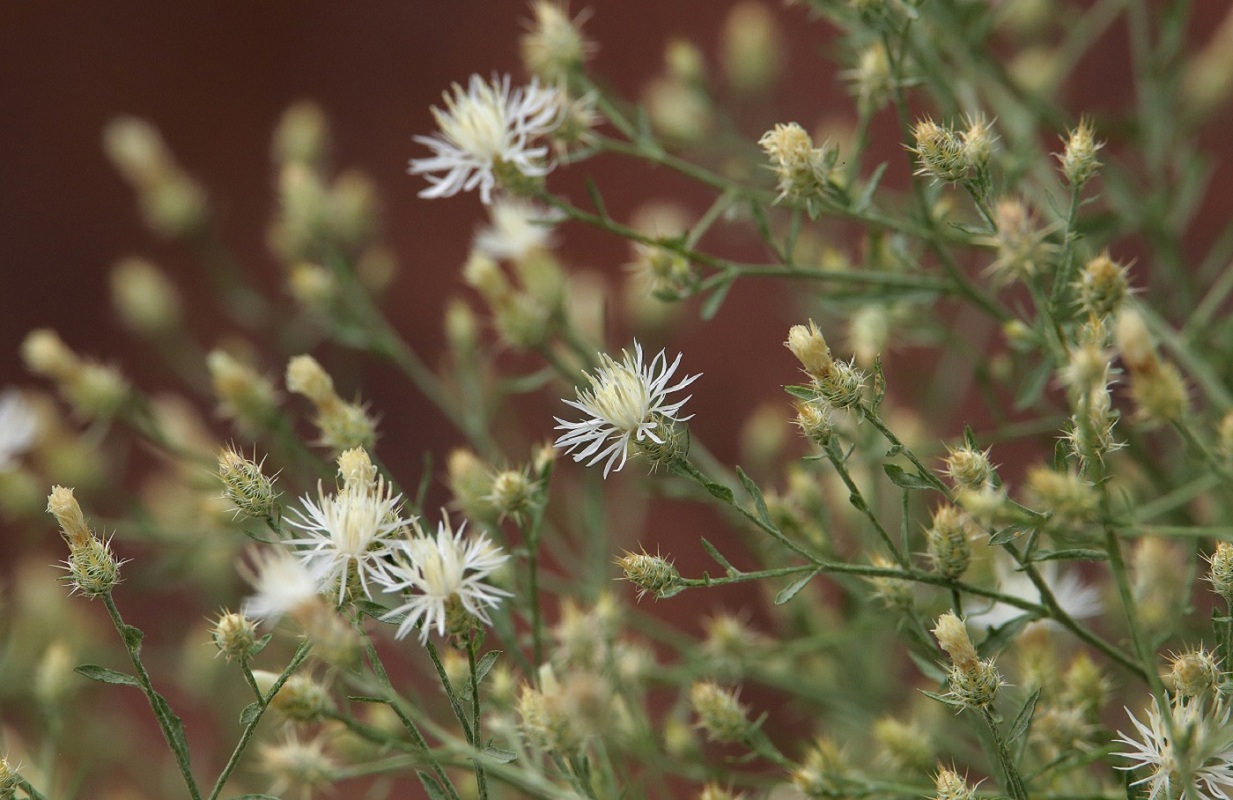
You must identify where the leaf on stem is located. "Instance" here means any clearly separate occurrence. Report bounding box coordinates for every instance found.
[883,463,936,490]
[774,569,820,605]
[75,664,141,687]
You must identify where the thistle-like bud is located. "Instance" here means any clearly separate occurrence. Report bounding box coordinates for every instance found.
[943,445,995,489]
[1131,360,1188,424]
[285,354,376,451]
[1024,467,1098,525]
[103,117,208,238]
[987,198,1051,284]
[1115,308,1154,371]
[792,737,850,798]
[110,257,182,334]
[925,505,971,580]
[868,553,913,610]
[0,757,19,800]
[690,681,750,743]
[273,102,330,170]
[911,118,967,183]
[1060,653,1108,717]
[218,446,279,520]
[933,612,1002,710]
[255,671,333,722]
[1207,541,1233,603]
[786,321,834,379]
[488,469,535,520]
[846,43,892,111]
[1074,252,1130,320]
[961,114,996,178]
[257,734,335,798]
[212,611,258,662]
[873,717,934,773]
[760,124,835,208]
[1165,649,1220,698]
[518,665,581,753]
[520,0,594,83]
[721,2,783,95]
[934,767,978,800]
[448,448,498,524]
[1057,118,1103,187]
[617,551,682,600]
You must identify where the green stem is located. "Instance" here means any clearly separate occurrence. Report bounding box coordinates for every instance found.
[102,593,201,800]
[467,637,490,800]
[981,707,1030,800]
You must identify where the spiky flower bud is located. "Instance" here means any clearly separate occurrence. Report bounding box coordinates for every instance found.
[786,321,834,380]
[285,354,376,451]
[617,551,682,600]
[488,469,535,519]
[212,611,258,662]
[218,447,279,520]
[1165,649,1220,698]
[690,681,750,743]
[846,43,892,110]
[1024,467,1098,525]
[943,445,994,489]
[1207,542,1233,603]
[1058,118,1103,187]
[868,553,914,610]
[961,114,995,177]
[934,612,1002,710]
[48,487,123,596]
[873,717,934,773]
[794,399,835,446]
[911,118,967,183]
[934,767,978,800]
[255,671,333,722]
[1075,252,1130,320]
[518,665,581,753]
[1131,361,1188,424]
[792,737,850,797]
[258,735,335,799]
[721,2,783,96]
[925,505,971,579]
[987,198,1051,284]
[760,124,836,208]
[0,757,19,800]
[520,0,594,83]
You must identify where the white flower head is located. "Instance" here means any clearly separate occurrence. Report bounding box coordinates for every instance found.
[474,197,563,261]
[240,547,324,624]
[284,475,413,605]
[410,74,561,204]
[1115,695,1233,800]
[967,556,1102,632]
[376,514,510,643]
[553,341,699,477]
[0,389,38,471]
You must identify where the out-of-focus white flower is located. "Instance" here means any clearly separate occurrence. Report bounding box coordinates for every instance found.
[0,389,38,471]
[410,74,561,204]
[240,547,324,623]
[1115,695,1233,800]
[474,197,562,261]
[376,514,510,643]
[967,557,1102,631]
[553,342,699,477]
[285,476,413,604]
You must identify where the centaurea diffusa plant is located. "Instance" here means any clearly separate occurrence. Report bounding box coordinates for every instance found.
[9,2,1233,799]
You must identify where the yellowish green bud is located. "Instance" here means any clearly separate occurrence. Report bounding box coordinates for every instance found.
[447,447,498,524]
[760,124,835,207]
[1207,541,1233,603]
[110,257,182,333]
[488,469,535,519]
[257,734,335,798]
[255,671,332,722]
[1165,649,1219,698]
[934,767,978,800]
[792,737,850,797]
[617,550,682,600]
[288,262,336,311]
[868,553,914,610]
[206,349,281,430]
[47,485,91,549]
[327,170,378,252]
[721,2,783,95]
[689,680,750,743]
[1024,466,1098,525]
[217,446,279,520]
[925,505,971,579]
[1058,117,1103,187]
[1074,252,1129,319]
[212,611,258,662]
[911,118,967,183]
[35,641,76,709]
[518,665,581,753]
[873,716,934,774]
[520,0,593,82]
[273,101,330,169]
[943,445,994,489]
[987,198,1051,284]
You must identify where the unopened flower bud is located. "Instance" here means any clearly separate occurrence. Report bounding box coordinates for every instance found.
[760,124,834,207]
[988,198,1050,284]
[212,611,258,662]
[846,43,892,110]
[488,469,535,519]
[690,681,750,743]
[518,664,581,753]
[925,505,971,579]
[1024,467,1098,525]
[617,551,682,600]
[911,118,967,183]
[336,447,376,488]
[47,485,91,549]
[961,114,995,176]
[868,553,913,610]
[944,445,994,489]
[218,447,279,520]
[285,354,334,406]
[792,737,850,797]
[934,767,978,800]
[286,355,376,451]
[207,349,280,430]
[520,0,593,82]
[1130,360,1188,424]
[110,257,182,334]
[288,263,336,311]
[257,735,335,798]
[1207,541,1233,603]
[1058,118,1103,187]
[35,641,76,708]
[1115,308,1154,371]
[1165,649,1219,698]
[721,2,783,95]
[786,321,833,380]
[273,102,330,169]
[255,671,332,721]
[873,716,934,773]
[65,535,123,597]
[328,170,379,252]
[1075,252,1129,320]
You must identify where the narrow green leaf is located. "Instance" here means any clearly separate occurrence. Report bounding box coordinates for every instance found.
[354,598,406,625]
[1014,358,1053,410]
[989,524,1033,546]
[417,771,451,800]
[250,633,274,657]
[121,624,145,653]
[920,689,963,708]
[853,162,888,212]
[882,463,935,490]
[736,466,773,525]
[774,569,819,605]
[783,384,817,401]
[1031,549,1108,562]
[482,746,518,764]
[1009,688,1041,744]
[700,279,733,320]
[978,615,1034,658]
[700,538,739,575]
[907,651,949,683]
[474,650,501,686]
[347,695,387,704]
[703,480,734,504]
[153,691,192,767]
[585,178,608,219]
[963,424,979,450]
[75,664,141,688]
[240,702,261,725]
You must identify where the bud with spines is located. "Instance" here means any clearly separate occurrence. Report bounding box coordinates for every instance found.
[1207,542,1233,603]
[925,505,971,580]
[689,681,751,743]
[617,550,682,600]
[218,446,279,521]
[1058,117,1103,188]
[212,611,259,662]
[933,612,1002,710]
[47,486,122,597]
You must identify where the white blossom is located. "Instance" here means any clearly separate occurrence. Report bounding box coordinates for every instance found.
[284,476,413,604]
[410,74,561,204]
[553,341,699,477]
[474,197,562,261]
[1115,695,1233,800]
[376,515,510,643]
[0,389,38,471]
[967,557,1102,632]
[240,547,324,624]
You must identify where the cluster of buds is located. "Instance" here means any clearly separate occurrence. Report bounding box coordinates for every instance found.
[22,329,129,420]
[47,486,123,597]
[103,117,208,238]
[285,354,377,452]
[933,612,1003,710]
[759,123,839,213]
[1115,308,1188,424]
[910,116,993,186]
[785,321,867,413]
[1060,325,1122,464]
[1057,118,1103,188]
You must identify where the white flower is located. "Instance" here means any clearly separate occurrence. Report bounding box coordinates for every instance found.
[410,74,561,204]
[553,341,699,477]
[0,389,38,471]
[240,547,324,623]
[1115,695,1233,800]
[284,476,413,604]
[967,556,1102,632]
[376,515,510,643]
[474,197,562,261]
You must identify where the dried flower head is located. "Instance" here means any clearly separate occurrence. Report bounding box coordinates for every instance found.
[1115,695,1233,800]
